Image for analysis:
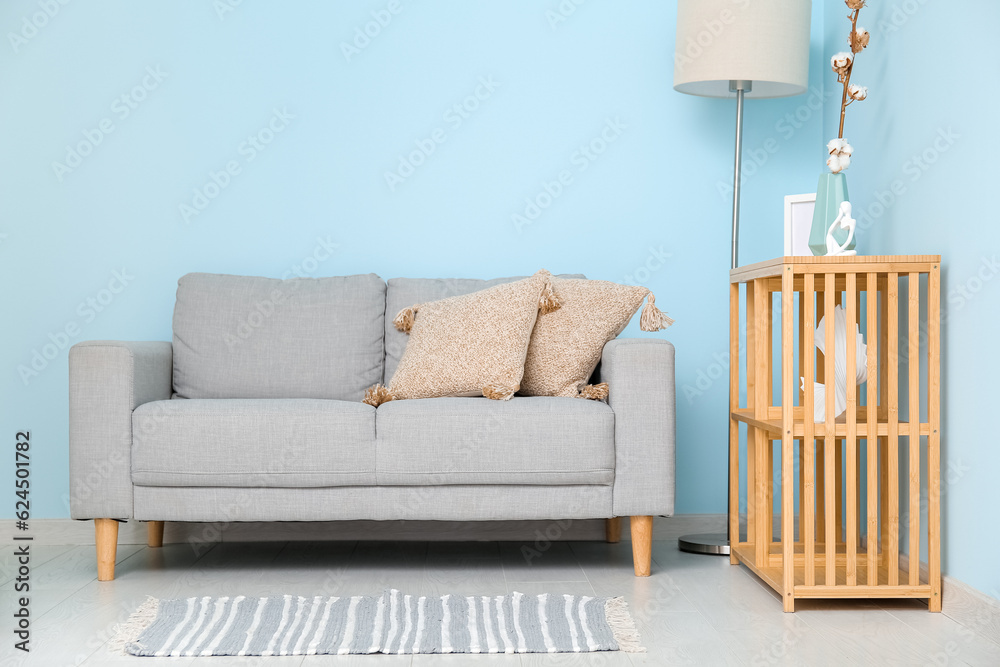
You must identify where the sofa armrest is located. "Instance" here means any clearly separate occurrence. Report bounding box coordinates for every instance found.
[69,341,173,520]
[602,338,675,517]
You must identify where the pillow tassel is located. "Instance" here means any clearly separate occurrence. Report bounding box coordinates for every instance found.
[578,382,609,401]
[538,274,562,314]
[363,384,395,407]
[639,293,674,332]
[393,306,417,333]
[483,384,518,401]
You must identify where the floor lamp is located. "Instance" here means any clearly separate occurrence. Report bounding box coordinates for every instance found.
[672,0,811,555]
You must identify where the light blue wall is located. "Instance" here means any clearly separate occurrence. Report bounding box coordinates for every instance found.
[823,0,1000,597]
[0,0,827,522]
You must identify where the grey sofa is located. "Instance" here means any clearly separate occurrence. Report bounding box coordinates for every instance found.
[69,273,675,580]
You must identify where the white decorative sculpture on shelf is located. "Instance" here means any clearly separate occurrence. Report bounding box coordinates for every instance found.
[825,201,857,256]
[800,305,867,422]
[826,201,858,257]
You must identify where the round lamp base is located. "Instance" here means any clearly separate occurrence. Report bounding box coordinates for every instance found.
[677,532,730,555]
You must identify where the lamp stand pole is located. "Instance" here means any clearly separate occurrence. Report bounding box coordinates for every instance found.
[729,79,748,270]
[678,79,751,556]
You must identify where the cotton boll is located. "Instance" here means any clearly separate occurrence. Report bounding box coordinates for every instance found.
[827,154,851,173]
[848,84,868,101]
[831,52,853,76]
[851,28,871,52]
[826,138,854,165]
[831,52,853,67]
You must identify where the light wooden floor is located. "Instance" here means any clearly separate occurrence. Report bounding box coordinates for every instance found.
[2,518,999,666]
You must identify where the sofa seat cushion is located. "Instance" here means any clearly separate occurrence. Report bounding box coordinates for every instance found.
[132,399,376,487]
[375,397,614,485]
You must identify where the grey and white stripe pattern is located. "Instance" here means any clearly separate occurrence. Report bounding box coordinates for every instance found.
[122,590,640,656]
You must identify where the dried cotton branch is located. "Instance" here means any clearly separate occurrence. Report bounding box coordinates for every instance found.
[827,0,871,172]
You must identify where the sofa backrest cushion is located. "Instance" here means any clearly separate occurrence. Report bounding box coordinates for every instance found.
[384,274,584,384]
[172,272,385,401]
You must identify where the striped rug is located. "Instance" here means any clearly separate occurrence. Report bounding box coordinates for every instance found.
[113,589,643,656]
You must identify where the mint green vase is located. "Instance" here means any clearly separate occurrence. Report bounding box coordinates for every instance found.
[809,173,854,256]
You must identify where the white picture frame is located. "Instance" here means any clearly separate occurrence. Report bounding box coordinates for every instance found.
[784,193,816,256]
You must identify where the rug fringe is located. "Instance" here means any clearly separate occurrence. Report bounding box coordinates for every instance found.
[108,595,160,656]
[604,596,645,653]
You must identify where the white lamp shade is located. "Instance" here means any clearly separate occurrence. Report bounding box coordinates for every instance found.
[674,0,811,99]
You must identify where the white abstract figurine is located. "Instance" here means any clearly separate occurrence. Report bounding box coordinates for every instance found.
[801,305,868,422]
[825,200,857,256]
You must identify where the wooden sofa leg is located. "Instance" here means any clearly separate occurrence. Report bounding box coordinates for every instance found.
[148,521,165,548]
[95,519,119,581]
[605,517,621,543]
[631,516,653,577]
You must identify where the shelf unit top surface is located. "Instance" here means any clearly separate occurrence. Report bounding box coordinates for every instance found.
[730,255,941,283]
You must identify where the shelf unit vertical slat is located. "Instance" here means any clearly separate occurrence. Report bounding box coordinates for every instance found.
[834,288,844,550]
[823,273,836,586]
[887,273,900,585]
[907,273,921,586]
[729,281,740,558]
[879,276,889,568]
[797,281,806,552]
[781,267,795,611]
[879,275,888,415]
[846,273,858,586]
[815,290,826,543]
[746,281,757,547]
[803,274,816,586]
[768,293,774,408]
[866,272,879,586]
[836,439,844,546]
[754,279,771,567]
[798,439,804,550]
[799,293,805,410]
[927,264,942,611]
[767,292,775,553]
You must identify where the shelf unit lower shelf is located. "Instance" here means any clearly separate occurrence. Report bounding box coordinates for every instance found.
[731,545,933,599]
[730,408,930,438]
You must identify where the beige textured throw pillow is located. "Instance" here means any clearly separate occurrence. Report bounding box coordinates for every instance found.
[519,279,674,399]
[363,269,560,406]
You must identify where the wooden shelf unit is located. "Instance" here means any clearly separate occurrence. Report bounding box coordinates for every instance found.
[728,256,941,612]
